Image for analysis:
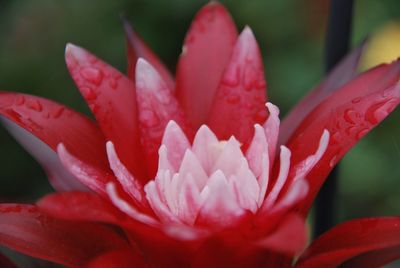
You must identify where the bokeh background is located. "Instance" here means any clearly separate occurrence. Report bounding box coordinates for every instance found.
[0,0,400,266]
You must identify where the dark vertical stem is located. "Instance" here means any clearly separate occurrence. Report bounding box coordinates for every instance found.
[314,0,354,238]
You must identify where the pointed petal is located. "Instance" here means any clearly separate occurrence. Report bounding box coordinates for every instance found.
[211,136,245,176]
[106,141,146,205]
[176,2,238,127]
[257,213,307,255]
[177,174,202,225]
[123,18,174,90]
[262,146,291,209]
[65,44,146,180]
[0,204,128,267]
[57,143,114,195]
[207,27,267,142]
[286,60,400,215]
[135,59,189,176]
[178,149,208,189]
[263,102,280,165]
[161,121,190,171]
[197,170,244,228]
[106,183,157,226]
[280,42,366,145]
[86,249,150,268]
[296,217,400,268]
[192,125,221,174]
[0,92,107,191]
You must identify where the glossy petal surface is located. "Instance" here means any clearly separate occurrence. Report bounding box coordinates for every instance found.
[176,2,238,127]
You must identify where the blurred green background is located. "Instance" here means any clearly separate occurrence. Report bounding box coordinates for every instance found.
[0,0,399,255]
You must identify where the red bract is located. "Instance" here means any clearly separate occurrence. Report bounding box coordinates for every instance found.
[1,2,400,268]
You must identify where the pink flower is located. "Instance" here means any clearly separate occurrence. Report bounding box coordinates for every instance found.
[1,2,400,267]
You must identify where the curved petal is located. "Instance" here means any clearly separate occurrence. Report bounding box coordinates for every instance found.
[279,41,367,145]
[65,44,146,180]
[123,18,174,90]
[207,27,267,143]
[285,60,400,215]
[0,252,17,268]
[296,217,400,268]
[0,204,128,267]
[135,59,190,176]
[176,2,238,128]
[86,249,150,268]
[0,92,107,191]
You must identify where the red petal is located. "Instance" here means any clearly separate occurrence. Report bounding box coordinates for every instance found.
[65,44,146,180]
[256,213,306,255]
[296,217,400,268]
[0,252,17,268]
[123,19,175,90]
[207,27,267,142]
[285,60,400,215]
[37,192,129,224]
[0,204,128,267]
[135,59,190,177]
[280,42,366,145]
[86,249,149,268]
[176,2,238,128]
[0,92,107,191]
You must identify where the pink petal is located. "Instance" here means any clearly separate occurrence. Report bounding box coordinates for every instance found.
[86,249,150,268]
[176,2,238,128]
[0,204,128,267]
[207,26,267,143]
[263,102,280,165]
[286,60,400,215]
[178,149,208,189]
[0,92,107,191]
[135,59,189,177]
[57,143,114,196]
[296,217,400,268]
[123,18,174,90]
[262,146,291,209]
[211,136,244,177]
[161,121,190,172]
[65,44,146,180]
[191,125,221,175]
[257,213,307,255]
[106,141,146,205]
[106,183,157,226]
[197,170,244,228]
[280,42,366,145]
[177,174,202,225]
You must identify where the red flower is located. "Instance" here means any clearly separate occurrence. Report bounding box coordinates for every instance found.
[1,2,400,268]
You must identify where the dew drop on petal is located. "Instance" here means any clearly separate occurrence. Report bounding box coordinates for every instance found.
[80,67,104,85]
[51,107,65,119]
[140,110,160,127]
[26,99,43,112]
[80,86,97,101]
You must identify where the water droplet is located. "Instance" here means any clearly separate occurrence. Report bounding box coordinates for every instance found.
[51,107,65,119]
[351,97,361,104]
[80,67,103,85]
[253,109,268,123]
[42,112,50,119]
[356,128,369,139]
[108,79,118,89]
[331,131,341,143]
[140,110,160,127]
[4,109,22,123]
[365,100,393,124]
[26,100,43,112]
[329,155,338,168]
[156,93,172,105]
[222,66,241,87]
[343,109,356,124]
[14,95,25,105]
[81,87,97,101]
[226,94,240,104]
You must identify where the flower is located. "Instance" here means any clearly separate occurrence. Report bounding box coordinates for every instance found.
[1,2,400,268]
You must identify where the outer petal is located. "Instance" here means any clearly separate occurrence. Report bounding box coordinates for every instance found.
[0,92,107,191]
[286,60,400,215]
[86,249,149,268]
[0,204,128,267]
[135,59,189,176]
[296,217,400,268]
[176,2,238,128]
[123,19,174,90]
[207,27,267,143]
[65,44,146,180]
[279,42,366,145]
